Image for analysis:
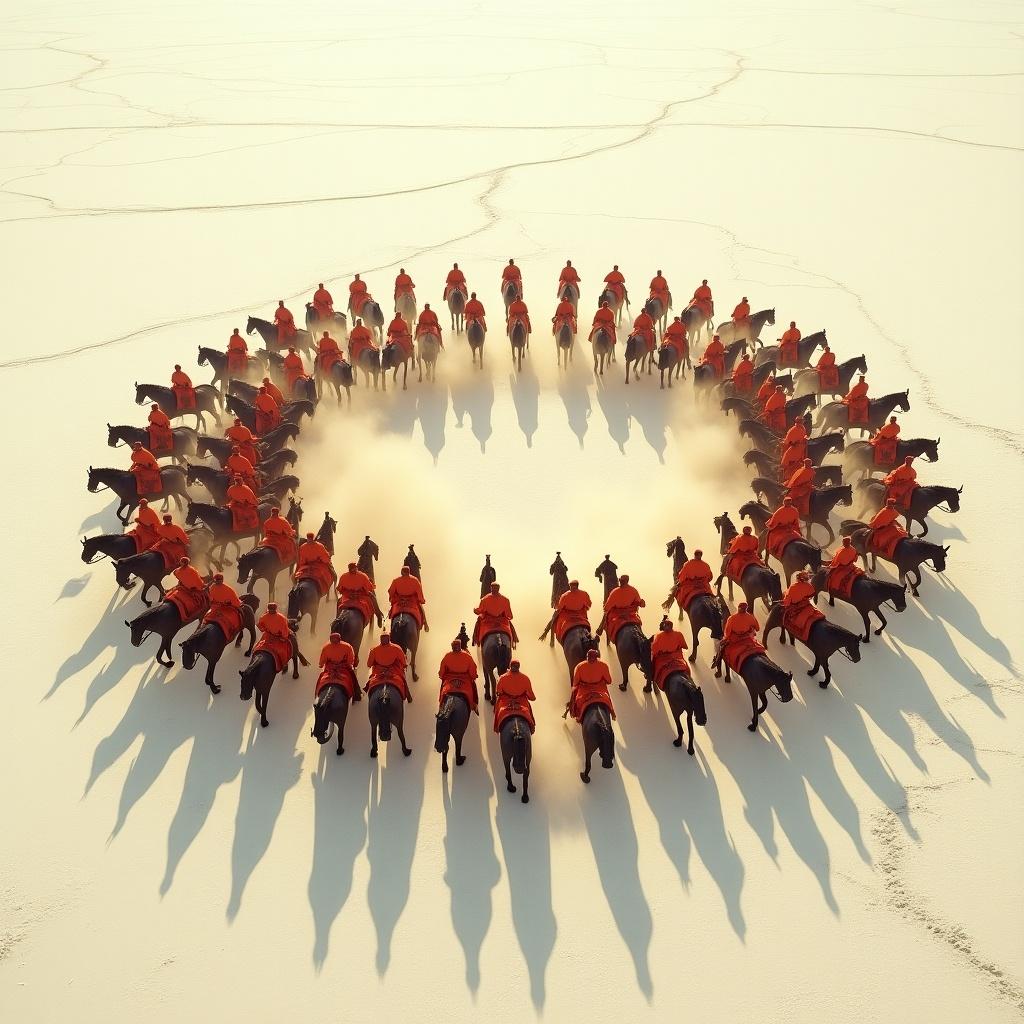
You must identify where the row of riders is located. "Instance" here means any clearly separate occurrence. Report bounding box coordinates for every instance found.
[87,268,959,794]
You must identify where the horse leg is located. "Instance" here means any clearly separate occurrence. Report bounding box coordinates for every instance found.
[397,718,412,756]
[808,654,820,677]
[581,739,593,784]
[686,711,695,755]
[369,716,378,758]
[454,727,466,767]
[625,359,630,385]
[672,709,684,747]
[818,658,832,689]
[441,741,449,774]
[258,681,270,727]
[157,635,174,668]
[504,752,516,794]
[860,608,873,642]
[748,688,759,732]
[206,655,221,694]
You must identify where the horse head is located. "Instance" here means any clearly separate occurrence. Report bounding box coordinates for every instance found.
[185,462,201,486]
[766,308,776,325]
[184,500,197,527]
[893,583,909,613]
[179,633,199,670]
[287,496,303,529]
[81,535,102,563]
[921,438,940,462]
[714,512,735,538]
[808,544,823,571]
[844,633,862,664]
[245,316,257,335]
[773,669,794,703]
[935,546,950,572]
[899,390,911,412]
[133,383,146,404]
[124,614,146,647]
[86,466,99,491]
[766,570,783,604]
[197,345,208,365]
[693,684,708,727]
[106,424,119,447]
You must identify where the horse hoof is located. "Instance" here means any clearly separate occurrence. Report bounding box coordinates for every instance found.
[618,683,627,692]
[370,749,378,758]
[337,747,344,756]
[442,763,449,773]
[819,681,829,689]
[402,747,412,757]
[673,737,683,748]
[643,684,652,694]
[688,746,695,756]
[806,668,816,676]
[688,653,696,663]
[507,782,516,793]
[747,723,757,732]
[580,773,590,784]
[209,684,221,695]
[455,755,466,766]
[521,794,529,804]
[260,718,268,728]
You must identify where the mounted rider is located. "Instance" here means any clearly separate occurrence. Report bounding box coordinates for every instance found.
[254,385,281,436]
[254,602,293,674]
[718,602,764,672]
[778,321,801,366]
[129,440,161,494]
[663,316,688,364]
[843,373,870,425]
[126,498,161,552]
[366,634,410,702]
[764,497,803,558]
[867,498,908,558]
[781,571,824,642]
[506,295,531,338]
[225,417,259,468]
[393,268,415,307]
[316,331,345,373]
[785,457,816,518]
[501,258,522,292]
[494,660,536,734]
[540,579,592,643]
[203,572,244,642]
[226,475,259,532]
[780,418,809,479]
[165,556,209,623]
[552,296,577,335]
[825,536,863,598]
[261,506,297,565]
[438,639,480,714]
[589,299,616,343]
[415,305,443,349]
[732,350,754,394]
[700,333,725,378]
[171,364,196,410]
[597,574,646,643]
[443,262,467,300]
[274,301,296,345]
[651,617,690,691]
[295,531,336,598]
[762,384,788,432]
[225,445,260,492]
[348,319,376,364]
[147,402,173,455]
[473,581,519,646]
[316,632,359,700]
[227,327,249,374]
[725,525,761,581]
[815,342,839,390]
[672,549,714,612]
[465,292,487,332]
[567,648,616,722]
[312,282,334,321]
[648,270,671,310]
[388,565,428,630]
[731,296,750,328]
[631,308,656,355]
[261,376,284,406]
[558,260,581,296]
[755,372,777,413]
[151,513,190,569]
[870,416,900,466]
[283,347,307,394]
[689,279,714,319]
[884,456,918,510]
[603,265,627,306]
[347,274,369,318]
[337,561,383,627]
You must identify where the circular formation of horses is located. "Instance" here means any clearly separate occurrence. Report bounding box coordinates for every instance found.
[84,261,961,804]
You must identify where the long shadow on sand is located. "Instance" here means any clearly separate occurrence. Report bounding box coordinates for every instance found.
[451,374,494,453]
[557,359,592,448]
[509,366,540,447]
[415,384,450,462]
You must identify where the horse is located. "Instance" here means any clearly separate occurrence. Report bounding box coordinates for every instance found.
[198,345,265,391]
[330,606,376,661]
[285,515,337,631]
[715,308,775,348]
[816,390,911,436]
[468,319,486,368]
[666,536,687,584]
[239,642,302,729]
[179,594,259,692]
[591,325,614,376]
[810,567,906,642]
[352,346,382,389]
[499,714,532,803]
[644,295,669,337]
[692,338,745,394]
[656,343,686,389]
[114,545,189,606]
[224,394,314,434]
[502,278,521,311]
[134,382,220,432]
[715,559,783,612]
[742,451,843,490]
[715,651,794,732]
[594,557,618,606]
[311,683,355,756]
[760,532,823,586]
[197,424,299,466]
[185,498,283,566]
[184,462,299,506]
[87,465,188,524]
[82,531,143,565]
[597,287,626,326]
[660,590,726,662]
[396,291,418,330]
[610,624,653,692]
[247,315,316,358]
[624,333,652,383]
[843,436,940,479]
[509,319,528,371]
[319,359,354,405]
[661,671,708,754]
[559,624,600,685]
[749,478,853,545]
[417,334,441,383]
[550,553,569,609]
[253,448,298,480]
[856,481,962,537]
[434,693,470,772]
[357,300,386,343]
[368,684,412,758]
[389,612,421,683]
[578,703,615,783]
[681,303,713,344]
[381,341,412,391]
[107,423,198,466]
[559,281,580,313]
[481,630,512,704]
[125,597,204,668]
[554,320,575,369]
[302,305,347,341]
[447,289,466,332]
[794,354,867,398]
[754,329,826,370]
[762,601,862,689]
[842,523,948,597]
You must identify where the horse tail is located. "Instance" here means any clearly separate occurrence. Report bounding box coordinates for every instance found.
[511,721,528,775]
[377,688,393,742]
[598,709,614,766]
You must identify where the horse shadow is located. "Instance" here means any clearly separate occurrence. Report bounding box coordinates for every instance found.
[509,367,540,448]
[441,716,500,994]
[592,380,631,454]
[365,713,428,976]
[557,367,592,448]
[624,386,671,463]
[308,743,373,970]
[379,386,419,439]
[226,694,307,921]
[450,375,494,453]
[486,734,557,1011]
[55,575,91,603]
[79,496,124,535]
[617,688,747,939]
[415,385,450,463]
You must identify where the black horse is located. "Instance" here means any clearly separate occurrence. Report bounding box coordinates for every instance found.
[661,592,726,663]
[390,612,422,683]
[320,359,355,405]
[856,481,962,537]
[716,560,783,611]
[196,422,299,465]
[843,436,939,479]
[666,536,687,585]
[624,333,653,383]
[748,478,853,545]
[842,523,948,597]
[185,462,299,506]
[609,624,653,692]
[311,683,358,756]
[239,640,303,729]
[469,319,487,368]
[793,354,867,398]
[480,631,513,705]
[810,567,906,642]
[230,375,318,408]
[246,315,316,357]
[499,714,532,803]
[330,606,378,661]
[742,450,844,486]
[509,320,528,371]
[434,693,471,773]
[715,651,794,732]
[197,345,265,390]
[302,305,347,340]
[134,382,221,431]
[761,533,823,586]
[368,684,412,758]
[591,326,614,376]
[816,390,911,436]
[225,394,314,433]
[87,465,189,523]
[762,602,862,688]
[661,671,708,754]
[693,338,745,393]
[578,703,615,784]
[558,624,600,685]
[179,594,259,692]
[554,320,574,369]
[125,594,209,668]
[656,342,688,388]
[755,329,826,370]
[352,345,382,389]
[185,498,282,565]
[716,307,775,349]
[381,341,412,391]
[107,423,198,466]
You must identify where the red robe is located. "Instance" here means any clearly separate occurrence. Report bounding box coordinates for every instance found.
[203,582,244,642]
[388,574,426,627]
[295,540,335,598]
[651,630,690,690]
[603,584,645,642]
[721,612,764,671]
[553,588,592,643]
[438,650,479,713]
[673,559,713,611]
[254,611,292,672]
[569,660,616,721]
[337,569,377,626]
[315,639,358,699]
[366,643,409,701]
[493,670,536,733]
[826,545,863,598]
[147,407,174,454]
[726,533,761,582]
[261,514,297,566]
[765,504,802,558]
[781,580,824,642]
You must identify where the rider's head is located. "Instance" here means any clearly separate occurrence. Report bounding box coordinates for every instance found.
[232,475,242,485]
[271,506,280,515]
[796,571,810,582]
[738,602,748,612]
[305,531,315,541]
[401,565,411,576]
[179,556,190,566]
[174,364,182,371]
[886,497,897,507]
[510,659,520,671]
[904,456,914,466]
[451,640,462,652]
[508,259,515,265]
[453,262,459,269]
[783,496,793,506]
[659,617,673,632]
[163,514,173,524]
[214,572,224,582]
[490,582,500,594]
[470,291,477,299]
[804,457,812,467]
[132,441,142,450]
[139,499,149,507]
[318,282,324,289]
[618,574,630,585]
[380,632,391,645]
[568,579,579,590]
[347,561,357,572]
[694,549,703,559]
[586,647,599,661]
[842,536,852,547]
[330,632,341,643]
[702,279,708,285]
[790,321,796,328]
[743,526,752,535]
[267,602,277,613]
[355,318,362,326]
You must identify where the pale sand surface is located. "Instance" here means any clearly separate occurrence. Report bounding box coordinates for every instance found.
[1,2,1022,1021]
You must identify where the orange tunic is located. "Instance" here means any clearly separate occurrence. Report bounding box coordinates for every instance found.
[732,355,754,393]
[779,326,801,365]
[312,286,334,319]
[816,350,839,389]
[651,629,689,690]
[465,298,486,328]
[726,532,762,581]
[871,421,900,466]
[225,451,258,492]
[348,324,376,364]
[394,272,415,298]
[603,270,626,304]
[732,300,750,324]
[826,544,863,598]
[884,463,918,510]
[165,563,209,622]
[337,568,376,625]
[388,573,426,627]
[283,351,306,393]
[171,369,196,410]
[501,264,522,285]
[691,284,714,318]
[507,298,531,335]
[552,298,577,334]
[663,319,688,362]
[474,592,514,643]
[674,558,713,611]
[150,521,189,570]
[569,659,616,721]
[130,447,162,495]
[721,610,764,671]
[443,268,467,298]
[493,669,536,733]
[203,580,244,642]
[295,539,335,597]
[415,308,441,341]
[603,584,645,642]
[261,513,297,565]
[274,307,296,343]
[226,481,259,532]
[701,338,725,378]
[127,504,161,552]
[843,381,870,425]
[438,650,479,713]
[765,503,802,557]
[254,610,292,673]
[254,392,281,436]
[225,422,259,466]
[762,390,788,432]
[558,265,581,291]
[632,310,656,353]
[553,588,592,643]
[316,638,358,699]
[648,274,670,306]
[785,464,816,518]
[366,643,409,700]
[147,406,174,454]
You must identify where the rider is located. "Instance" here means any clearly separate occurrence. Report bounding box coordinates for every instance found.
[255,602,293,674]
[732,296,750,326]
[365,633,410,702]
[631,307,656,356]
[762,384,788,433]
[387,565,428,631]
[552,295,577,335]
[171,364,196,410]
[568,648,616,722]
[338,561,383,628]
[312,282,334,321]
[225,417,259,467]
[438,639,479,714]
[870,415,901,466]
[765,496,803,555]
[785,457,816,518]
[274,301,296,344]
[732,350,754,394]
[725,525,761,580]
[781,570,823,641]
[261,375,285,406]
[147,402,173,454]
[295,530,336,597]
[597,574,646,643]
[386,312,414,360]
[166,555,208,621]
[254,386,282,436]
[700,333,726,378]
[225,445,260,492]
[541,579,592,644]
[473,581,519,646]
[648,269,670,309]
[689,279,714,319]
[778,321,801,366]
[493,659,536,734]
[868,498,907,555]
[348,318,375,364]
[316,632,359,701]
[127,498,161,552]
[261,506,297,565]
[506,294,531,337]
[129,441,162,494]
[651,617,690,691]
[558,259,581,295]
[755,371,777,412]
[815,342,839,391]
[780,417,809,479]
[151,513,189,569]
[589,299,616,343]
[884,456,918,510]
[316,331,345,374]
[843,374,870,426]
[283,347,307,394]
[465,292,487,332]
[226,474,260,532]
[672,549,714,612]
[348,274,369,317]
[603,265,627,306]
[203,572,244,641]
[393,267,415,307]
[826,536,863,596]
[415,304,443,348]
[443,262,467,300]
[663,315,688,364]
[719,601,762,670]
[227,327,249,374]
[501,258,522,291]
